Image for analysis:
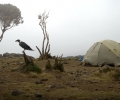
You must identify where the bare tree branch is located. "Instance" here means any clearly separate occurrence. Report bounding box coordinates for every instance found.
[47,44,50,54]
[0,31,5,42]
[36,46,42,56]
[37,11,51,60]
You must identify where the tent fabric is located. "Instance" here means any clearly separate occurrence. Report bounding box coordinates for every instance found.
[82,40,120,67]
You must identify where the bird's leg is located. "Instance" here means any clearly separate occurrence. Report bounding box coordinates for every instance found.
[22,49,25,53]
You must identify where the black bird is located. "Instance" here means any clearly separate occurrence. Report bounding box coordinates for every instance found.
[15,39,34,52]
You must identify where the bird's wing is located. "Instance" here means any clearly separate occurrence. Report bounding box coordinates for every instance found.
[20,41,32,50]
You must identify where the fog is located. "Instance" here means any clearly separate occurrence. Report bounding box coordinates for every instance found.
[0,0,120,58]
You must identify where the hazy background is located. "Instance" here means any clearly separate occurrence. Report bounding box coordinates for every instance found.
[0,0,120,58]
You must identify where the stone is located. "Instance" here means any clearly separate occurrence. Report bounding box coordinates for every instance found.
[41,78,48,81]
[12,89,24,96]
[35,81,43,84]
[2,52,35,59]
[34,93,42,98]
[3,52,10,57]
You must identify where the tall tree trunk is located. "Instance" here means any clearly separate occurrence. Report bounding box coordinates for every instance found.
[45,33,49,55]
[42,33,46,58]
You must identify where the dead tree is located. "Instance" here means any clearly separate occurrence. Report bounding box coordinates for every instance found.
[36,12,51,60]
[22,51,34,66]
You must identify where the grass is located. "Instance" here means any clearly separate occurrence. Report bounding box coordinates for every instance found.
[2,87,120,100]
[1,58,120,100]
[93,66,120,81]
[28,72,38,78]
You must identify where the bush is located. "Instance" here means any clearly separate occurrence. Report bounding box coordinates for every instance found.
[53,58,64,72]
[23,64,42,73]
[45,60,52,70]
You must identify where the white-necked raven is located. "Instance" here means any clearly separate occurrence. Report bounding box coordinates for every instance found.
[15,39,34,52]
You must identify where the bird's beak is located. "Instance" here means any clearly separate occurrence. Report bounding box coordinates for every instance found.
[15,40,18,42]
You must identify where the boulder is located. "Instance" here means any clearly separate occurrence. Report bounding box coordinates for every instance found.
[3,52,10,57]
[2,52,35,59]
[0,54,3,58]
[10,53,23,57]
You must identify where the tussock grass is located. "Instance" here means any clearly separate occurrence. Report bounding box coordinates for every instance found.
[93,66,120,81]
[23,64,42,74]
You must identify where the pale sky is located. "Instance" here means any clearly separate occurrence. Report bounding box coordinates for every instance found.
[0,0,120,58]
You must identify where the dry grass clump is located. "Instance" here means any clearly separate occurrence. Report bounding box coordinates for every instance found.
[93,66,120,81]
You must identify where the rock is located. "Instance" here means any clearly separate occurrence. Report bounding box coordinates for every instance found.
[35,81,43,84]
[0,78,4,83]
[47,84,56,89]
[56,84,66,89]
[3,52,10,57]
[108,86,113,88]
[56,75,62,79]
[12,89,24,96]
[2,66,6,68]
[2,52,35,59]
[46,89,51,92]
[69,71,75,74]
[41,78,48,81]
[69,82,75,87]
[66,82,76,87]
[10,53,23,57]
[0,81,3,83]
[19,62,24,65]
[34,93,42,98]
[95,88,98,91]
[35,79,48,84]
[7,62,9,65]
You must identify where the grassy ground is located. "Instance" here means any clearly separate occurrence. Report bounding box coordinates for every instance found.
[0,57,120,100]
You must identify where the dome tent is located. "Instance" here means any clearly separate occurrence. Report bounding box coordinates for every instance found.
[82,40,120,67]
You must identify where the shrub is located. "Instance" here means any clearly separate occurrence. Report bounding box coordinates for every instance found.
[45,60,52,70]
[23,64,42,73]
[53,58,64,72]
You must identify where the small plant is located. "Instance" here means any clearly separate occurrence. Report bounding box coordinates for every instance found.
[45,60,52,70]
[53,58,64,72]
[23,64,42,73]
